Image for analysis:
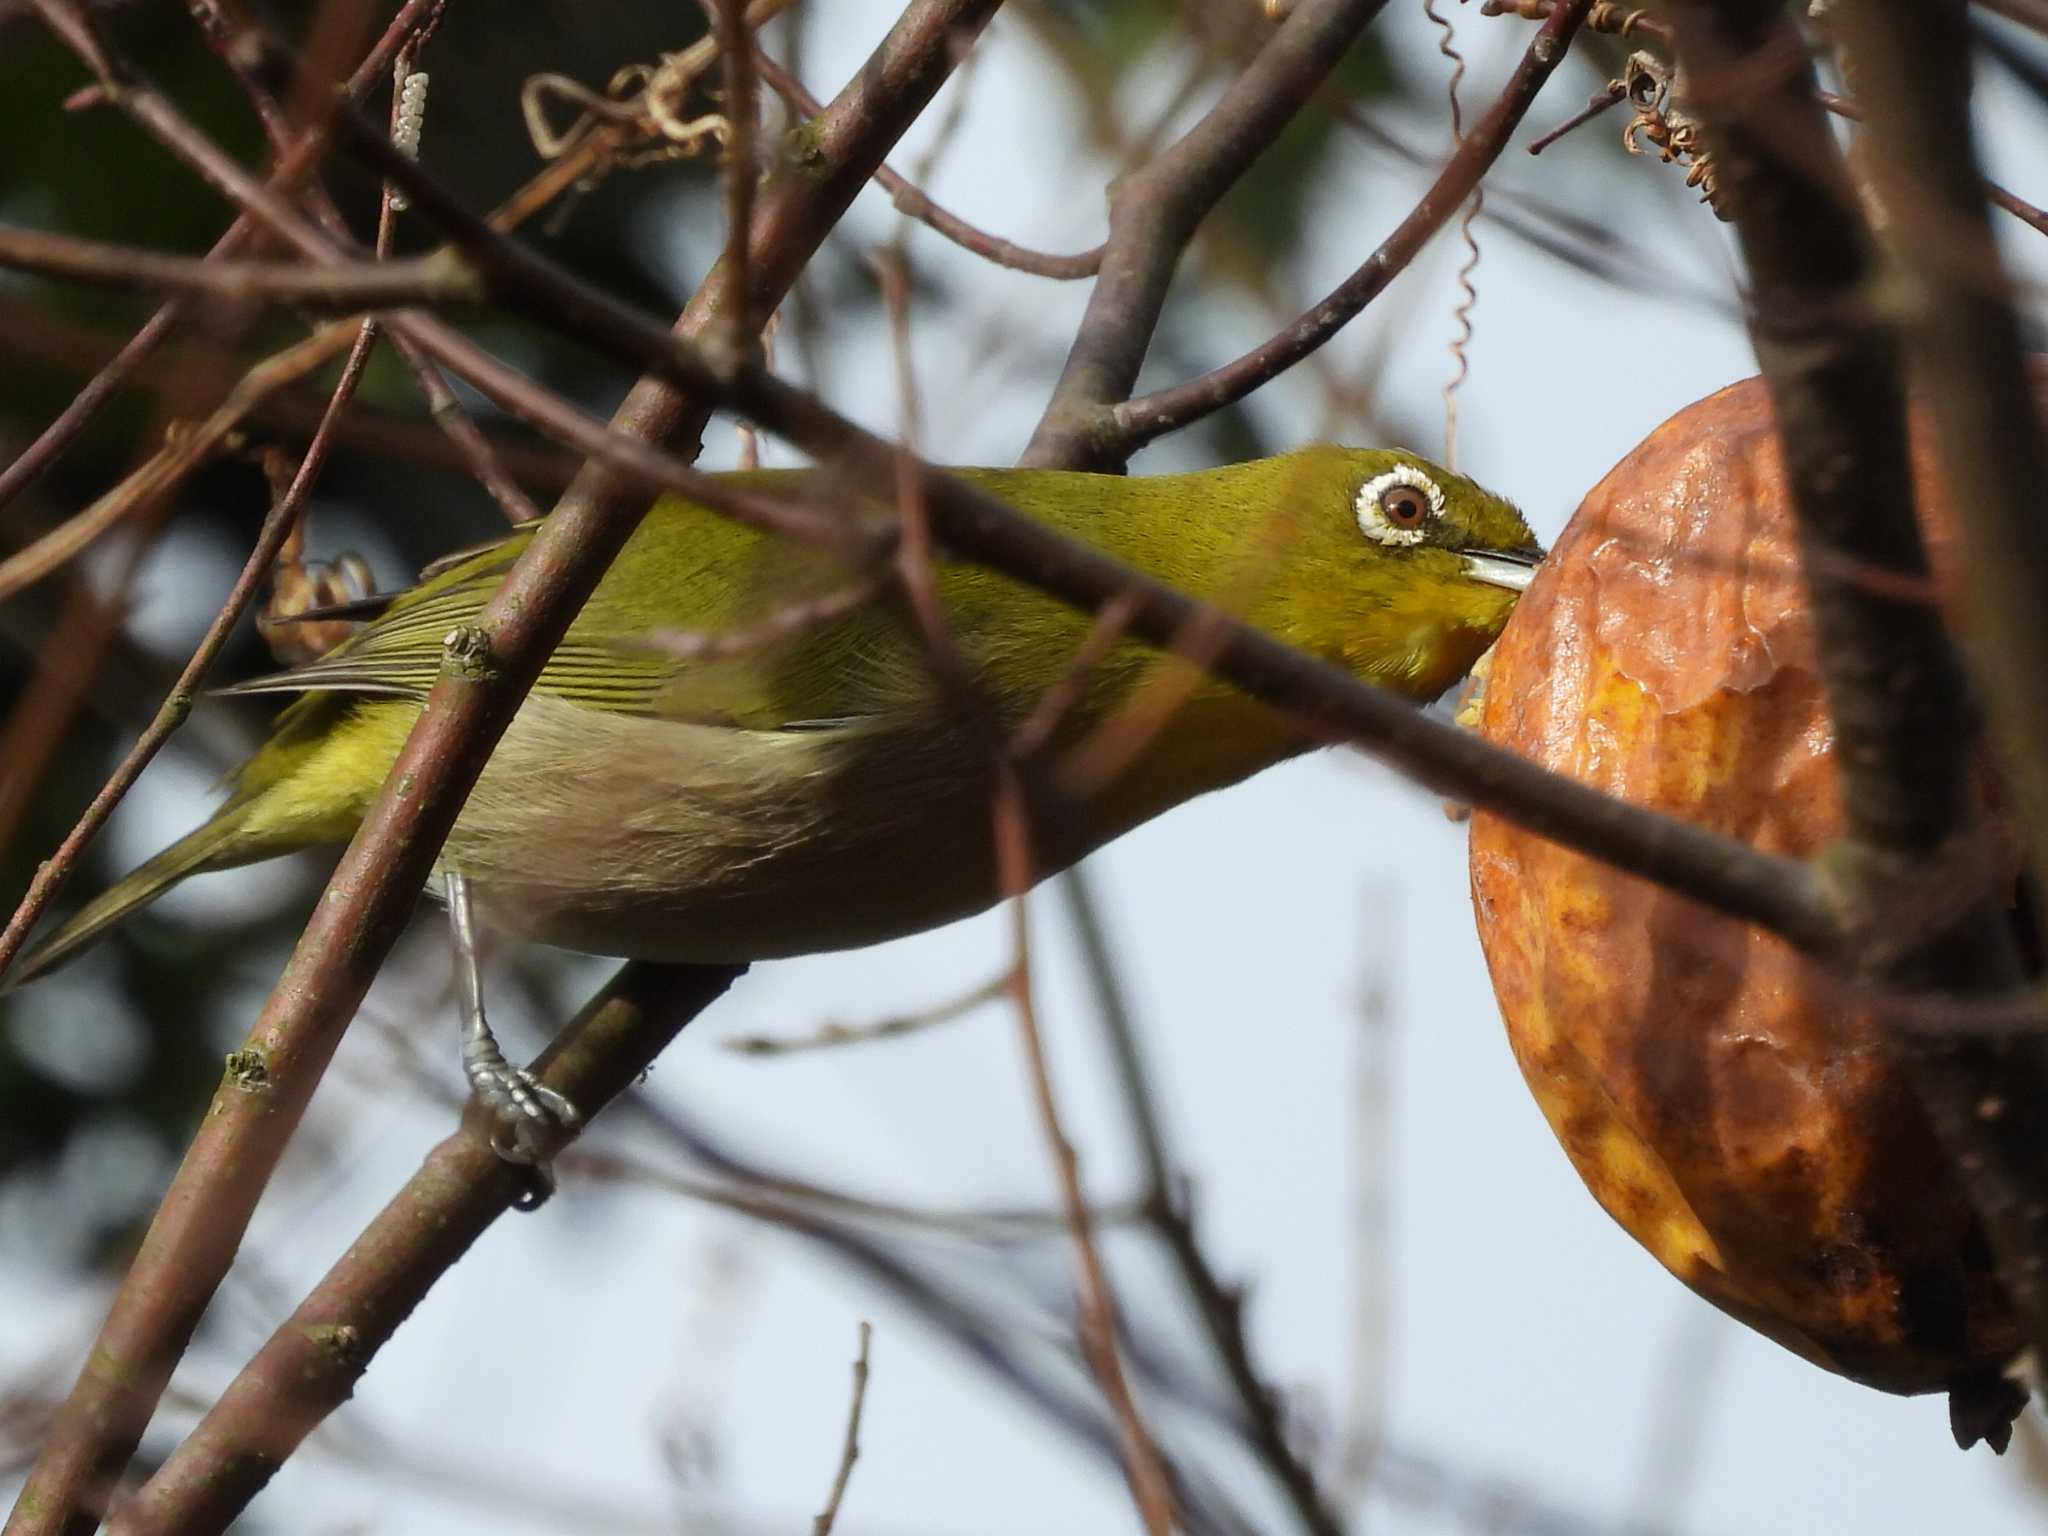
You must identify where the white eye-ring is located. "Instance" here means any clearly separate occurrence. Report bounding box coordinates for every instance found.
[1355,464,1445,547]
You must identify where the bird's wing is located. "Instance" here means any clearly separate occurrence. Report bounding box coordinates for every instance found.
[217,490,930,728]
[220,534,679,711]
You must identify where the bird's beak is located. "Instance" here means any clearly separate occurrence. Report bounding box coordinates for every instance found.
[1460,543,1545,593]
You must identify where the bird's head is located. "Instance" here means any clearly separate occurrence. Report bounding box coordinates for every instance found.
[1231,444,1543,702]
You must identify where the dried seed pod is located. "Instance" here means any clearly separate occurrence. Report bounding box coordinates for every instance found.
[1468,373,2048,1445]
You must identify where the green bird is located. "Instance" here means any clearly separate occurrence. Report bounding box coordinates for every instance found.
[14,446,1539,1156]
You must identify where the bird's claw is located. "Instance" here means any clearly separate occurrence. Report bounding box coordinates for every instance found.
[470,1063,581,1211]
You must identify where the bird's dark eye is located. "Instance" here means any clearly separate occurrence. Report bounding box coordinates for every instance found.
[1380,485,1433,528]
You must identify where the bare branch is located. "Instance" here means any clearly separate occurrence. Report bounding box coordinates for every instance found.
[0,0,445,516]
[721,971,1005,1055]
[1114,0,1594,453]
[809,1323,872,1536]
[0,320,359,606]
[0,224,481,309]
[712,0,760,359]
[753,50,1103,279]
[1667,0,2048,1409]
[1023,0,1393,468]
[103,963,747,1534]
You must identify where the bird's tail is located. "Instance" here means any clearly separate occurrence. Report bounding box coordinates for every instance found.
[9,804,282,987]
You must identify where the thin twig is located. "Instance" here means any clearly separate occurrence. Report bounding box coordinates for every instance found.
[995,774,1177,1536]
[752,50,1103,279]
[383,329,544,524]
[721,971,1006,1055]
[0,324,379,984]
[1057,870,1348,1535]
[1023,0,1393,468]
[1010,592,1144,760]
[0,224,481,308]
[0,0,444,516]
[713,0,759,357]
[876,242,1176,1536]
[1111,0,1594,452]
[1526,81,1626,152]
[0,319,360,604]
[809,1322,872,1536]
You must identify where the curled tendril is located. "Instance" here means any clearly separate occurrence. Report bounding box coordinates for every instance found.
[1619,51,1727,217]
[520,47,730,193]
[1424,0,1483,469]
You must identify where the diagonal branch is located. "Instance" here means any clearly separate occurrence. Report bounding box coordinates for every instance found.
[1115,0,1593,453]
[1829,0,2048,1379]
[1021,0,1393,469]
[751,49,1104,279]
[4,3,1007,1532]
[0,0,444,516]
[0,225,480,308]
[1665,0,2048,1401]
[103,963,747,1535]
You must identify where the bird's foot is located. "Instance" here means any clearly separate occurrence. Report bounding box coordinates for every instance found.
[465,1056,582,1209]
[444,869,581,1210]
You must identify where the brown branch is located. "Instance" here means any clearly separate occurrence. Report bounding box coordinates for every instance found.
[1667,0,2048,1405]
[809,1322,872,1536]
[752,51,1104,279]
[712,0,760,358]
[0,319,360,605]
[0,323,378,988]
[1113,0,1594,452]
[1055,867,1347,1536]
[101,963,746,1536]
[0,224,482,308]
[1830,0,2048,1364]
[383,328,544,524]
[720,970,1006,1055]
[874,241,1178,1536]
[1010,592,1144,760]
[0,0,444,516]
[6,4,1008,1531]
[1022,0,1393,468]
